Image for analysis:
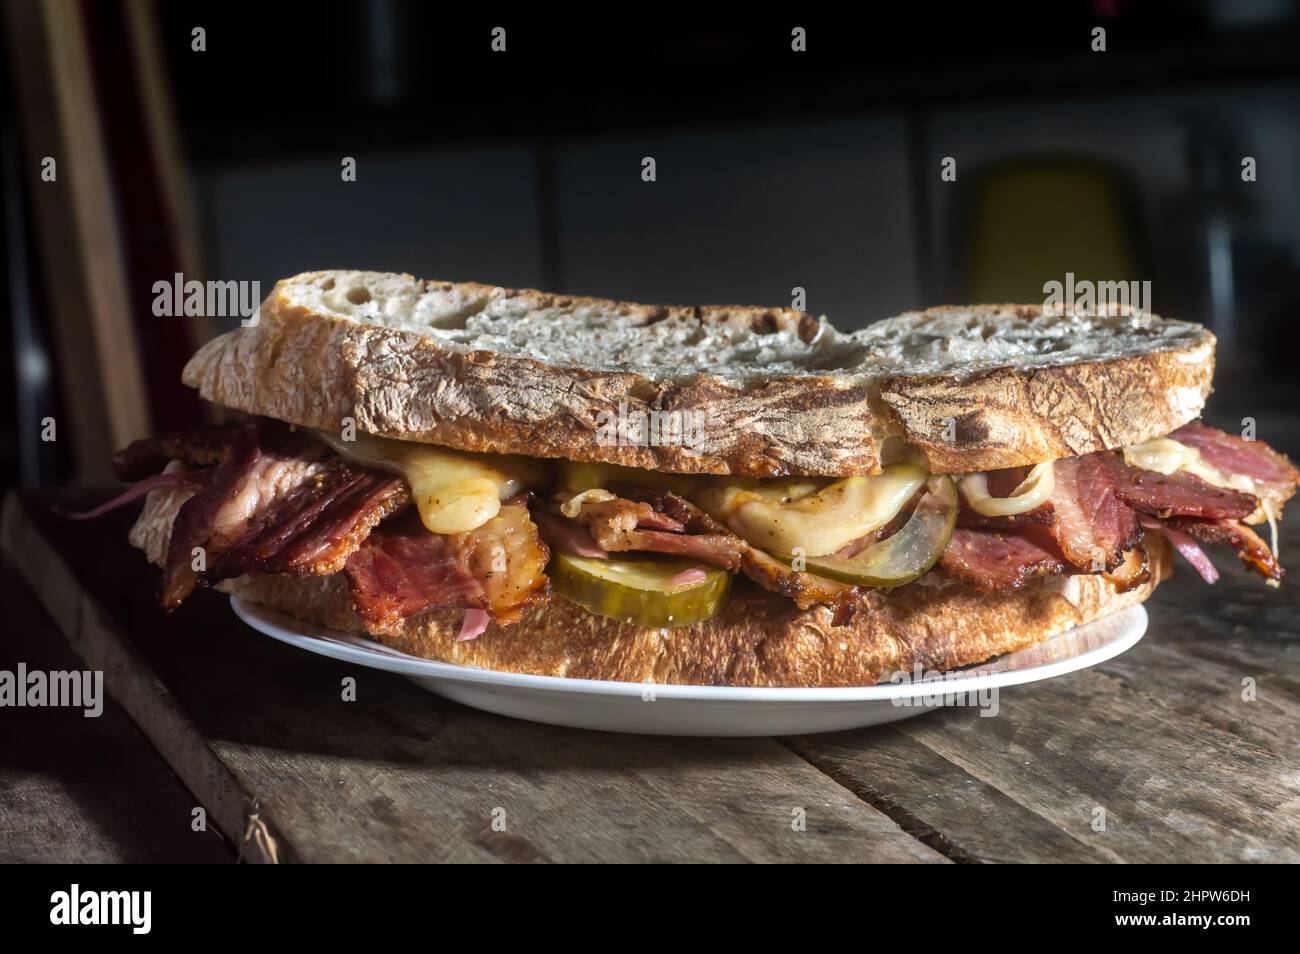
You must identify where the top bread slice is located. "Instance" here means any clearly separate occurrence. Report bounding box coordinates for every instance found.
[181,270,1215,477]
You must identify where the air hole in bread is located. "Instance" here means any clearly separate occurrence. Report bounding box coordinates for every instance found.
[639,308,673,326]
[627,380,658,402]
[346,286,372,305]
[797,314,821,344]
[321,277,335,291]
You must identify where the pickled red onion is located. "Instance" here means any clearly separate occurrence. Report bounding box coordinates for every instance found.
[54,469,206,520]
[1140,516,1219,584]
[457,609,491,642]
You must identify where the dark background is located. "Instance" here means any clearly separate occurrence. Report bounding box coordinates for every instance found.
[2,0,1299,487]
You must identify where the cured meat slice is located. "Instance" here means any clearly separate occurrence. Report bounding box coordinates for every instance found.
[345,504,550,633]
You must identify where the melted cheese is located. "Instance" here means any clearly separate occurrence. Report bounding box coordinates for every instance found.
[316,430,540,534]
[1263,499,1281,588]
[695,466,928,556]
[1123,437,1263,503]
[1121,437,1200,475]
[558,488,617,517]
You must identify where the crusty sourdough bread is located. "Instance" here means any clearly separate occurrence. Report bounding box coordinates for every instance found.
[219,558,1166,688]
[129,475,1170,688]
[182,270,1215,478]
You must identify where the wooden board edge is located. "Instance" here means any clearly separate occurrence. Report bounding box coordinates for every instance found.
[0,491,288,863]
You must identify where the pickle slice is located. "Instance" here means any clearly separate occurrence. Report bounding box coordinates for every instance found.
[796,476,958,586]
[550,553,730,628]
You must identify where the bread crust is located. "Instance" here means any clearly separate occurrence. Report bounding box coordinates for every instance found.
[183,272,1215,478]
[218,543,1167,688]
[879,348,1215,474]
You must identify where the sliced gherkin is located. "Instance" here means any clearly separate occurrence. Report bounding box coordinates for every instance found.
[794,476,958,586]
[549,553,730,628]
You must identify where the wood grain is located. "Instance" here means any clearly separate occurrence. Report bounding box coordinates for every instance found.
[0,566,231,863]
[2,0,151,476]
[1,490,945,863]
[8,484,1297,863]
[784,519,1300,864]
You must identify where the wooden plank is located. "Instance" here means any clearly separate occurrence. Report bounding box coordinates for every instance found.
[786,519,1300,864]
[1,493,284,863]
[0,566,232,863]
[3,0,151,479]
[123,0,210,332]
[86,0,210,431]
[1092,518,1300,754]
[783,728,1110,863]
[2,491,947,863]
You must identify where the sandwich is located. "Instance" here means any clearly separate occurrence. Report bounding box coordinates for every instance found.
[86,270,1298,687]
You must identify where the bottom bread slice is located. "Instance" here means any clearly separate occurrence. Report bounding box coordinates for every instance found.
[129,486,1168,688]
[213,542,1166,688]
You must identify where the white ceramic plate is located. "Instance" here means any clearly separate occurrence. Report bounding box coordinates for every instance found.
[231,597,1148,736]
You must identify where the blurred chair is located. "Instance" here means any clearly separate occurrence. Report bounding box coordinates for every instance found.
[957,157,1145,305]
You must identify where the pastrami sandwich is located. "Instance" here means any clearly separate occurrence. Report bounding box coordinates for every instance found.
[95,271,1297,687]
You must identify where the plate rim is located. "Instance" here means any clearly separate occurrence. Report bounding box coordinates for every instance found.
[231,596,1148,702]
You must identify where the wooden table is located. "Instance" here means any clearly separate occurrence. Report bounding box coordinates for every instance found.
[3,488,1298,863]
